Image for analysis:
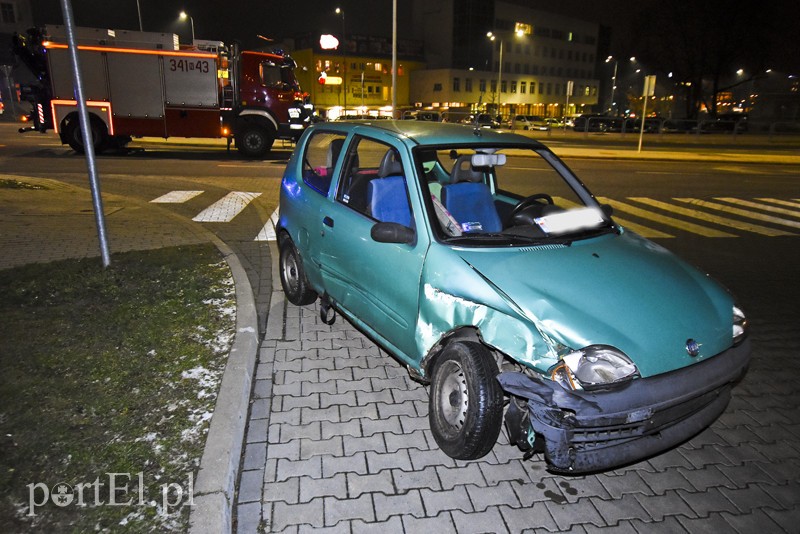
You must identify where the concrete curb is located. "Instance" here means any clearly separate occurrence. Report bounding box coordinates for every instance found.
[189,237,260,534]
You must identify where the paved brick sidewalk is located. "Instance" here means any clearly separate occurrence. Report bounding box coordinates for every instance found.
[236,272,800,532]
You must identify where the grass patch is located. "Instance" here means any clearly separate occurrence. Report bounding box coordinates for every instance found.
[0,244,235,533]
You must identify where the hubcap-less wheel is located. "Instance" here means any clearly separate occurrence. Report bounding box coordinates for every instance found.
[429,341,504,460]
[279,239,317,306]
[438,360,468,430]
[281,249,301,295]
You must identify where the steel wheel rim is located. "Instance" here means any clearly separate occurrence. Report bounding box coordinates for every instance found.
[282,251,300,293]
[438,360,468,430]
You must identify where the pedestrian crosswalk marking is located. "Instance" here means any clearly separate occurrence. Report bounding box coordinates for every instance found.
[673,198,796,235]
[715,198,800,221]
[192,192,261,223]
[599,198,737,238]
[556,196,672,238]
[634,198,793,237]
[255,208,280,242]
[151,190,204,203]
[757,198,800,210]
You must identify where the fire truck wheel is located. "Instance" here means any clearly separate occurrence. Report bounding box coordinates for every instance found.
[63,115,108,154]
[236,125,274,158]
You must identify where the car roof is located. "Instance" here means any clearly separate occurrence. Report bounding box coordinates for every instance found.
[310,120,544,149]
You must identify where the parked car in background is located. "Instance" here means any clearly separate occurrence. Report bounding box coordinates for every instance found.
[572,113,613,132]
[508,115,550,131]
[544,117,564,128]
[277,120,751,472]
[695,113,748,133]
[461,113,500,128]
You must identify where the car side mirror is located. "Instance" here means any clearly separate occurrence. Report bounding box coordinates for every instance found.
[371,222,415,244]
[601,204,614,218]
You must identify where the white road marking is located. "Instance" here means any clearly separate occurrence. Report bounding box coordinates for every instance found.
[254,207,280,241]
[192,192,261,222]
[151,190,204,203]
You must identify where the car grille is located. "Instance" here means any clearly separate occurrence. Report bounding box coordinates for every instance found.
[568,387,724,451]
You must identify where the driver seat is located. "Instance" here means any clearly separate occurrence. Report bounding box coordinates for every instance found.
[441,155,502,233]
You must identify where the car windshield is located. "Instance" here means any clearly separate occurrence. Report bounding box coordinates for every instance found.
[415,146,615,246]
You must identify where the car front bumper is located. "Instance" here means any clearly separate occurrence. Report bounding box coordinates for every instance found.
[497,338,751,473]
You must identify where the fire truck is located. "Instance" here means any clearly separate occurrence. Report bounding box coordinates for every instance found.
[12,25,313,157]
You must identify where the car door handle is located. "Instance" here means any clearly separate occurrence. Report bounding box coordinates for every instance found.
[323,216,334,228]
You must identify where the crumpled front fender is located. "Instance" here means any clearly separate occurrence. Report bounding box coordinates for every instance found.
[415,283,558,378]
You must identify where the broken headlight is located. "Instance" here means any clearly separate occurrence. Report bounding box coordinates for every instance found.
[550,344,639,391]
[733,305,748,345]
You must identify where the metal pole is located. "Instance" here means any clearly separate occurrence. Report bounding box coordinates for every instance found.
[336,8,346,117]
[610,60,618,115]
[497,39,503,115]
[136,0,143,31]
[59,0,111,267]
[391,0,397,119]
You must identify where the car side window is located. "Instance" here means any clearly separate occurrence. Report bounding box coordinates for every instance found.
[301,131,348,196]
[336,136,414,228]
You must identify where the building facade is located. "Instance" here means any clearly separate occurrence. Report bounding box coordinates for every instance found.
[408,0,601,121]
[289,33,426,120]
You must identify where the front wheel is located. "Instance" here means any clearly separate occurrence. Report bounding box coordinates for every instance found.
[236,125,274,158]
[429,341,504,460]
[279,239,317,306]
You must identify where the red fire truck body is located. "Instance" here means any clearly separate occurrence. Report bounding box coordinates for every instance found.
[14,26,312,157]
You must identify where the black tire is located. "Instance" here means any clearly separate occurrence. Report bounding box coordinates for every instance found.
[63,115,107,154]
[429,341,504,460]
[279,239,317,306]
[236,124,274,158]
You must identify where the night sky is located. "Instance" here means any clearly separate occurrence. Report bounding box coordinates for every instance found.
[26,0,799,72]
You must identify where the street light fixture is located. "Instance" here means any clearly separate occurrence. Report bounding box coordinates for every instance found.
[179,11,194,44]
[335,7,347,117]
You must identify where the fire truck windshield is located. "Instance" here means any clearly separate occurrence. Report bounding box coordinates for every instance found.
[259,62,299,91]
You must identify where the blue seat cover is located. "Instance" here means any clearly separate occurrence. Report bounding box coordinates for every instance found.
[368,176,412,228]
[442,182,502,232]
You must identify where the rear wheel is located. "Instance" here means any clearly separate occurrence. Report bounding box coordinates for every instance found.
[62,115,108,154]
[279,239,317,306]
[236,124,274,158]
[429,341,504,460]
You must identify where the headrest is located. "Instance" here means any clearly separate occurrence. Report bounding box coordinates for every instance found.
[450,155,484,183]
[327,138,345,167]
[378,149,403,177]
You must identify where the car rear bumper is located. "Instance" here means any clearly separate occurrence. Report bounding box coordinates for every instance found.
[497,338,751,473]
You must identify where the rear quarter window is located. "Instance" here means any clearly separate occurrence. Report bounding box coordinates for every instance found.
[301,131,348,196]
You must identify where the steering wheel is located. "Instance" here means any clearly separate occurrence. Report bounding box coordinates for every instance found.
[507,193,554,223]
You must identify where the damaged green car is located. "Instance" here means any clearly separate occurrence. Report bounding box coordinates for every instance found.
[277,121,750,473]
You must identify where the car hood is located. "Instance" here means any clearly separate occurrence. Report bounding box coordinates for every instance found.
[455,232,733,377]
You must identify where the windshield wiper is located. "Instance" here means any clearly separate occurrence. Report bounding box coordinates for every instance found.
[444,233,559,246]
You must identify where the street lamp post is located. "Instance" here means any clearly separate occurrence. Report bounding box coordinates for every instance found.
[179,11,194,44]
[486,32,504,114]
[487,29,524,119]
[135,0,143,31]
[606,56,618,116]
[335,7,347,117]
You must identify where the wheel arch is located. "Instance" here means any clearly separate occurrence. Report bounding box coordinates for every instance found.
[236,109,278,133]
[420,326,484,382]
